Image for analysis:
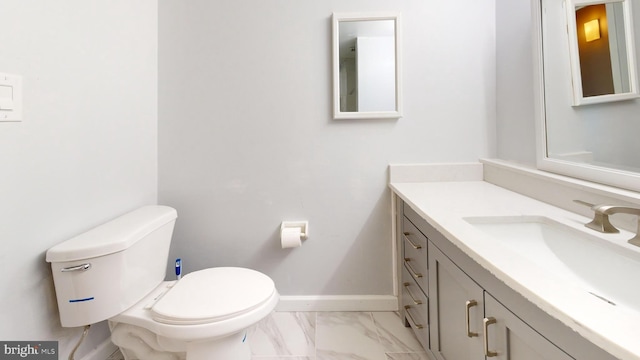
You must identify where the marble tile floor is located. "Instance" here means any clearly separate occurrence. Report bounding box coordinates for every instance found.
[106,311,429,360]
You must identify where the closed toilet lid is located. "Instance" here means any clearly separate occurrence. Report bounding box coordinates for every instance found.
[151,267,276,325]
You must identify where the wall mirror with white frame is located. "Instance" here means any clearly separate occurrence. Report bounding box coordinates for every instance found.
[565,0,639,106]
[534,0,640,192]
[332,13,402,120]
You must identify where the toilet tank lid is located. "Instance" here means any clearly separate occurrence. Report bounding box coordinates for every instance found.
[46,206,177,263]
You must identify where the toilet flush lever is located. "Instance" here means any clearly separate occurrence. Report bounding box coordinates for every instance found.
[61,263,91,272]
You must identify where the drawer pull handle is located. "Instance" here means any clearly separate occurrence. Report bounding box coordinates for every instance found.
[404,305,424,329]
[465,300,478,337]
[404,259,423,278]
[403,232,422,249]
[483,317,498,357]
[403,282,423,305]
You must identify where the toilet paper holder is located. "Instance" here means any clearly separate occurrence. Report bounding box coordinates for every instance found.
[280,221,309,240]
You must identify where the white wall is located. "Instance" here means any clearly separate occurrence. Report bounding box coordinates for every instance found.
[495,0,537,165]
[158,0,496,298]
[0,1,157,358]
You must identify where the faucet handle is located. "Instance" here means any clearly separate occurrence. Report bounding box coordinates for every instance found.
[573,200,620,234]
[585,213,620,234]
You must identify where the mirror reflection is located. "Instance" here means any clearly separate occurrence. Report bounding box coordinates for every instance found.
[338,19,395,112]
[332,13,402,119]
[566,0,639,105]
[539,0,640,189]
[575,3,630,97]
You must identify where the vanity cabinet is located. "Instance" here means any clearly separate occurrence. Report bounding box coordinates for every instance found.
[401,214,429,349]
[429,242,572,360]
[484,293,573,360]
[428,242,484,360]
[398,199,616,360]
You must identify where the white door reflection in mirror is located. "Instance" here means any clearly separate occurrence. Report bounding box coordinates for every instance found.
[332,13,402,119]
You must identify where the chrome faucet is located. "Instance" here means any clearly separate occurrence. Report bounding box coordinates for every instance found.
[574,200,640,246]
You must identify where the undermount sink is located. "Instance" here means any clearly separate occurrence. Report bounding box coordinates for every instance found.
[464,216,640,312]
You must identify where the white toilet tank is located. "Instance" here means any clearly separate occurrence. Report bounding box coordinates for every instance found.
[46,206,178,327]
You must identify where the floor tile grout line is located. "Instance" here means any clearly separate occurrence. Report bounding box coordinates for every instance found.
[371,311,390,360]
[368,311,386,352]
[313,311,318,360]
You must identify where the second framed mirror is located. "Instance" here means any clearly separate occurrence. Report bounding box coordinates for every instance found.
[332,12,402,119]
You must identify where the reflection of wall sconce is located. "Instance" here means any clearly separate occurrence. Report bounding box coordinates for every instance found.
[584,19,600,42]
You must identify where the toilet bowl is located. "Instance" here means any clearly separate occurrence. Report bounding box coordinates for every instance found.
[110,267,278,360]
[45,206,278,360]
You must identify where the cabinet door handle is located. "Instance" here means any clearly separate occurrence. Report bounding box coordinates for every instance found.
[404,305,424,329]
[483,317,498,357]
[465,300,478,337]
[403,282,423,305]
[403,232,422,249]
[404,259,423,278]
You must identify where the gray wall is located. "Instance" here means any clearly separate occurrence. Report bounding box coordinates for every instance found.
[158,0,497,297]
[0,1,158,358]
[0,0,502,356]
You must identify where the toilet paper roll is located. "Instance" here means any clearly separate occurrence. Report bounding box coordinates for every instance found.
[281,228,302,248]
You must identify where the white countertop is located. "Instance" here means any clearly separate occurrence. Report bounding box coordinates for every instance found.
[391,180,640,360]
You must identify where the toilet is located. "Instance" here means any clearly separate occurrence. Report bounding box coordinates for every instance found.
[46,206,278,360]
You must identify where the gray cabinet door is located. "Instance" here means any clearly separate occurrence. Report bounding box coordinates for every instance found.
[484,293,574,360]
[428,242,484,360]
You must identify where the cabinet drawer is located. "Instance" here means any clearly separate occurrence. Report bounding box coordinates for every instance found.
[403,217,428,292]
[402,266,429,350]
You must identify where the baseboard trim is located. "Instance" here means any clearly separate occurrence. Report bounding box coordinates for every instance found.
[81,338,118,360]
[275,295,398,312]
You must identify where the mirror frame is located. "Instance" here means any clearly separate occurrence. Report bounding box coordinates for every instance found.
[332,12,403,120]
[533,0,640,192]
[565,0,639,106]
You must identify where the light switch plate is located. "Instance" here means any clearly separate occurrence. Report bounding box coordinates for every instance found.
[0,73,22,122]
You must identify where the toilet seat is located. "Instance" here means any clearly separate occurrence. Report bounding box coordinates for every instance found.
[110,267,279,342]
[151,267,276,325]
